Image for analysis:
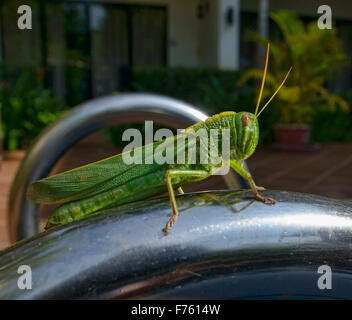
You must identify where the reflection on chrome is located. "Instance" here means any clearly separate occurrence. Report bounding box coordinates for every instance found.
[261,212,352,229]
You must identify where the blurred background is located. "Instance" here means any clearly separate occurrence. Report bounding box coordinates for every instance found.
[0,0,352,249]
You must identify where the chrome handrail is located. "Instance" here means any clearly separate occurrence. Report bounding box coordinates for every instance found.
[2,190,352,299]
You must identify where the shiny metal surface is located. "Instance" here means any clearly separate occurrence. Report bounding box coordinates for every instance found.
[8,93,246,242]
[1,190,352,299]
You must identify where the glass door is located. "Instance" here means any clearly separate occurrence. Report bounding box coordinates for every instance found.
[90,4,128,97]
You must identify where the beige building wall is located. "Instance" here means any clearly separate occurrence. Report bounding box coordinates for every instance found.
[81,0,352,69]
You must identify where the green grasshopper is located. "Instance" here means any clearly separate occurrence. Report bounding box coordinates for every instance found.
[27,44,291,235]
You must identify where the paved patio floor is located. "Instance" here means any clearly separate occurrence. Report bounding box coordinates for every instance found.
[1,140,352,250]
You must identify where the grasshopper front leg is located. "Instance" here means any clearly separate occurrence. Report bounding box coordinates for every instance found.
[229,157,276,205]
[164,169,209,235]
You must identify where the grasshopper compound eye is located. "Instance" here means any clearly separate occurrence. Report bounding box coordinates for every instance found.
[241,113,250,126]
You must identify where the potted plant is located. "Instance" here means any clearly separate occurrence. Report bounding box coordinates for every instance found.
[238,11,349,151]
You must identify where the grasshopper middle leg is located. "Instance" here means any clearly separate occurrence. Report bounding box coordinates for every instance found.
[164,169,209,235]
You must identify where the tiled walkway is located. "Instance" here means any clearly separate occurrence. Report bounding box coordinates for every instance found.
[1,141,352,250]
[246,143,352,200]
[0,150,25,251]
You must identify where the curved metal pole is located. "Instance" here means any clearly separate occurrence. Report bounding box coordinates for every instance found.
[2,190,352,299]
[8,93,249,242]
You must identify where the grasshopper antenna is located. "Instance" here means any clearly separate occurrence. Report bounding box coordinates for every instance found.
[256,66,292,118]
[254,43,270,118]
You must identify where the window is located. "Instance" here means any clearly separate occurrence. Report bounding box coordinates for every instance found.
[2,1,167,106]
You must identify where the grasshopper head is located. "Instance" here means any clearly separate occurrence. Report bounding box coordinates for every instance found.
[233,112,259,160]
[230,43,291,160]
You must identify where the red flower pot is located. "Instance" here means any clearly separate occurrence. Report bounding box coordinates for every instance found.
[274,124,310,145]
[273,124,318,152]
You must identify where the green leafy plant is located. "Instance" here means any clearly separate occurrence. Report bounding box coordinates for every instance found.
[1,70,67,151]
[107,67,269,146]
[238,10,349,124]
[130,67,254,115]
[311,88,352,142]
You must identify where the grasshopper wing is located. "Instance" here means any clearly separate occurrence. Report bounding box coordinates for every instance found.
[27,133,196,204]
[27,140,164,204]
